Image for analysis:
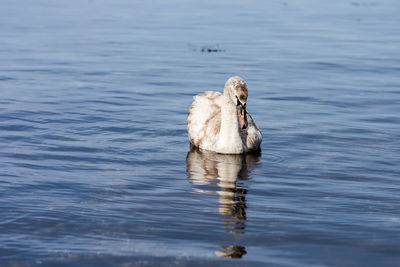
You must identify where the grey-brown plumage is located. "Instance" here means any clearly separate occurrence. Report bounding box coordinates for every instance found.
[187,76,262,154]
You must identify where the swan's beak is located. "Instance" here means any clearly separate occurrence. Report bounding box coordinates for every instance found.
[237,105,248,129]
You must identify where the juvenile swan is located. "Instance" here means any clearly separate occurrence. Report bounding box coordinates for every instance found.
[187,76,262,154]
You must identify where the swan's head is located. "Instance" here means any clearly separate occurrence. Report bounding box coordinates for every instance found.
[225,76,248,129]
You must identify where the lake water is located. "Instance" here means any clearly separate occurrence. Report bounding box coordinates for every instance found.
[1,0,400,266]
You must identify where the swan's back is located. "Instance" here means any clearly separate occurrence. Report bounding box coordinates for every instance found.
[187,91,222,151]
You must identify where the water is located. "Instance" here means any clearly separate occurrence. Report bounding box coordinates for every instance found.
[1,0,400,265]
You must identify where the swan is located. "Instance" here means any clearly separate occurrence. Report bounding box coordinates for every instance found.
[187,76,262,154]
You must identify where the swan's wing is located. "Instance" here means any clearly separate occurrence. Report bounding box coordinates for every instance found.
[245,112,262,151]
[187,91,222,150]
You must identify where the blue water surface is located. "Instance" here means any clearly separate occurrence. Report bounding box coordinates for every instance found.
[1,0,400,266]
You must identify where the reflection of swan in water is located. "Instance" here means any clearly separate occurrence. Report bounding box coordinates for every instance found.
[186,145,260,259]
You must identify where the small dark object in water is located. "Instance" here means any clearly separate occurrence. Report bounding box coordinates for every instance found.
[201,45,225,53]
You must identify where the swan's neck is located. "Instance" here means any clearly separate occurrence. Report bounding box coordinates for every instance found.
[217,92,244,154]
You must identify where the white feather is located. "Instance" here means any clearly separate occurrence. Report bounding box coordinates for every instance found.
[187,77,262,154]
